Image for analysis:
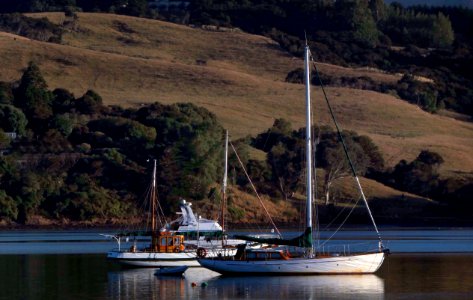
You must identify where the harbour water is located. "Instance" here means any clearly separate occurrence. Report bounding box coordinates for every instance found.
[0,229,472,299]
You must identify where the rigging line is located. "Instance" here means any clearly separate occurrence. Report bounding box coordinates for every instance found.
[318,195,363,248]
[322,201,349,230]
[310,53,383,244]
[322,183,361,231]
[155,193,167,229]
[229,141,282,238]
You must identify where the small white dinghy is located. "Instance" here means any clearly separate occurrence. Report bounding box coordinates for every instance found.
[154,266,189,276]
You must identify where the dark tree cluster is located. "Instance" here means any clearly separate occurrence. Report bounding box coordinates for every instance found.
[0,63,225,223]
[287,68,443,113]
[0,13,63,42]
[371,150,473,218]
[248,118,385,204]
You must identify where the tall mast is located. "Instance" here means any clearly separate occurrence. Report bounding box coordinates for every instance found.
[221,130,229,247]
[151,159,157,250]
[304,45,313,238]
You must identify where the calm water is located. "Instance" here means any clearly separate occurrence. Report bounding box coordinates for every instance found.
[0,229,472,299]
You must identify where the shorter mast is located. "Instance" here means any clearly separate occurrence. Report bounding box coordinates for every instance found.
[151,159,158,250]
[221,130,229,247]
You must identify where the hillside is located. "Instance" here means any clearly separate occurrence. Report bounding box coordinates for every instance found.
[1,12,473,177]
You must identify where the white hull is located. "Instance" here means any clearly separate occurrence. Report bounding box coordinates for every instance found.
[108,248,237,268]
[108,250,200,267]
[198,252,385,275]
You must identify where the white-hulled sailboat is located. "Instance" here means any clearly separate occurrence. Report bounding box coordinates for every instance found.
[197,44,389,275]
[106,158,238,267]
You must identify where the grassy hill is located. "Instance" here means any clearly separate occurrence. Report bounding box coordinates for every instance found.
[1,13,472,181]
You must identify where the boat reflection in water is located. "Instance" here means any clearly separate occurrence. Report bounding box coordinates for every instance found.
[207,274,384,299]
[107,267,384,299]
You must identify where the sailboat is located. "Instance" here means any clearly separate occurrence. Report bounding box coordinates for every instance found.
[106,158,237,267]
[197,44,389,275]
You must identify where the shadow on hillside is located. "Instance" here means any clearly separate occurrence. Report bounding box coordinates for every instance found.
[313,195,471,226]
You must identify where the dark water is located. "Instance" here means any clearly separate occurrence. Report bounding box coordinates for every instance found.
[0,229,472,299]
[0,254,472,299]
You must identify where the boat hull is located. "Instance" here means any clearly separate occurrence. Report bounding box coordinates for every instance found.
[154,266,189,276]
[198,252,385,275]
[108,247,237,267]
[107,250,200,267]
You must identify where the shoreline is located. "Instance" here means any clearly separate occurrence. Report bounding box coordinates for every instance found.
[2,223,473,231]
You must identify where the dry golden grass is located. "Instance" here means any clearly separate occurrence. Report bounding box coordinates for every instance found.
[1,12,472,178]
[332,176,431,203]
[191,185,299,225]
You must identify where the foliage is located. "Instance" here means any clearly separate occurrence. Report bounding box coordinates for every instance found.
[0,63,231,223]
[131,102,225,208]
[389,150,444,197]
[0,130,11,149]
[0,104,28,135]
[50,114,74,137]
[75,89,104,114]
[381,6,454,48]
[14,62,54,127]
[0,190,18,220]
[251,120,384,203]
[0,82,14,105]
[294,69,443,114]
[87,117,156,149]
[0,13,63,42]
[52,88,75,114]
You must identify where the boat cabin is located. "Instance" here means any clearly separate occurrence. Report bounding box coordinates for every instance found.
[237,249,289,261]
[148,232,185,253]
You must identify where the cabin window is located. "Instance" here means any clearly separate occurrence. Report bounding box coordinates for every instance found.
[174,237,180,246]
[160,237,166,246]
[167,237,173,246]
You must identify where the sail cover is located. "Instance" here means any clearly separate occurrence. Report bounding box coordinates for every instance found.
[234,227,312,248]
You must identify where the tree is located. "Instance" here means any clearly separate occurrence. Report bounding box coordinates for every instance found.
[317,130,370,205]
[75,89,103,114]
[128,102,226,205]
[121,0,148,17]
[14,62,53,126]
[0,190,18,220]
[252,118,293,152]
[50,114,74,137]
[0,104,28,135]
[352,0,379,46]
[87,117,157,152]
[40,129,72,152]
[52,88,75,113]
[0,130,11,149]
[369,0,386,22]
[432,12,454,48]
[391,150,444,197]
[268,139,304,201]
[0,82,13,104]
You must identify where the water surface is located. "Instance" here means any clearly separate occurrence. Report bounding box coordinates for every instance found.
[0,253,472,299]
[0,229,472,299]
